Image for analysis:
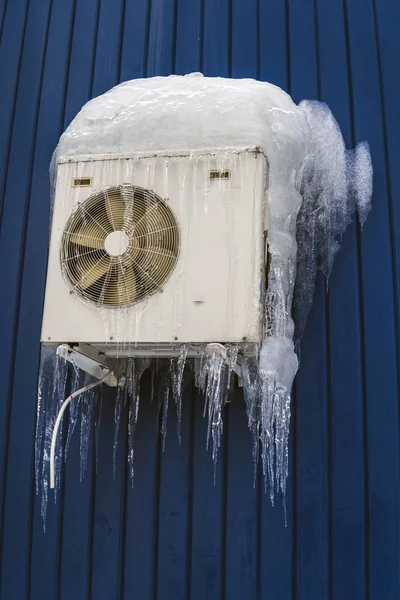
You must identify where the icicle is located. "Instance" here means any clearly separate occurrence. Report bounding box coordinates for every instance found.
[135,359,150,410]
[198,348,234,473]
[40,434,50,529]
[35,384,45,495]
[36,347,57,530]
[113,381,125,479]
[170,345,188,443]
[241,356,261,483]
[126,358,137,485]
[80,388,94,481]
[94,384,103,475]
[35,348,69,529]
[295,101,373,338]
[153,363,170,450]
[127,399,136,483]
[206,354,225,465]
[35,347,54,496]
[258,372,292,509]
[65,366,84,458]
[226,345,239,390]
[52,353,69,496]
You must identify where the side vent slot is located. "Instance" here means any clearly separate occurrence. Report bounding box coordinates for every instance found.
[72,177,92,187]
[209,170,231,181]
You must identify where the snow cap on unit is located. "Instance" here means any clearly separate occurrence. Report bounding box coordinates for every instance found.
[57,72,310,169]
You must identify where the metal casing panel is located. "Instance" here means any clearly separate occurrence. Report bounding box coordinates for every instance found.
[41,150,267,346]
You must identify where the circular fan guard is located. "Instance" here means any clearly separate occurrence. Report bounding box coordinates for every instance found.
[61,184,180,307]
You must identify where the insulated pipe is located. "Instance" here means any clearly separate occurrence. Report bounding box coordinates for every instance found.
[49,374,108,489]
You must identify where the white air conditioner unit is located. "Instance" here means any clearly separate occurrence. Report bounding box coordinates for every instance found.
[41,148,268,359]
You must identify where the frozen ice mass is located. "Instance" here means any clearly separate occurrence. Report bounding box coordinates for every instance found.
[37,73,373,525]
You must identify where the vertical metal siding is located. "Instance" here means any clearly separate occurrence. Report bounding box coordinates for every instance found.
[0,0,399,598]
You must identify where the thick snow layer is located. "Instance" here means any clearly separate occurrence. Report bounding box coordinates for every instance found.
[56,73,309,164]
[41,74,372,515]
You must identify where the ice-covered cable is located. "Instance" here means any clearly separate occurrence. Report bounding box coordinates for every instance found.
[49,374,108,489]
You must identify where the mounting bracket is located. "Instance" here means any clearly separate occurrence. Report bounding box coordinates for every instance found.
[56,344,118,387]
[56,342,244,388]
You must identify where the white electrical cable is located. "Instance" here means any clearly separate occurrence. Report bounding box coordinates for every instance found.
[49,373,108,490]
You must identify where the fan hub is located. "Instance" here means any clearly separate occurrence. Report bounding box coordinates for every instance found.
[104,230,129,256]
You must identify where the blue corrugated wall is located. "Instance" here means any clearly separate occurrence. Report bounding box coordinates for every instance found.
[0,0,399,598]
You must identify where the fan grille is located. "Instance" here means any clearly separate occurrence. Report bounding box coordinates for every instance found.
[61,184,180,307]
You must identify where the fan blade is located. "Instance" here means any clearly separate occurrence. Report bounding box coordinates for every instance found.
[141,245,176,263]
[143,224,179,251]
[105,192,125,231]
[132,196,147,222]
[104,282,120,305]
[118,263,137,303]
[77,254,110,289]
[130,196,155,236]
[69,221,106,249]
[139,246,176,285]
[103,264,137,305]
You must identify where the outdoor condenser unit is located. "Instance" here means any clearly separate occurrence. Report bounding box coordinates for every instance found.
[41,148,269,370]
